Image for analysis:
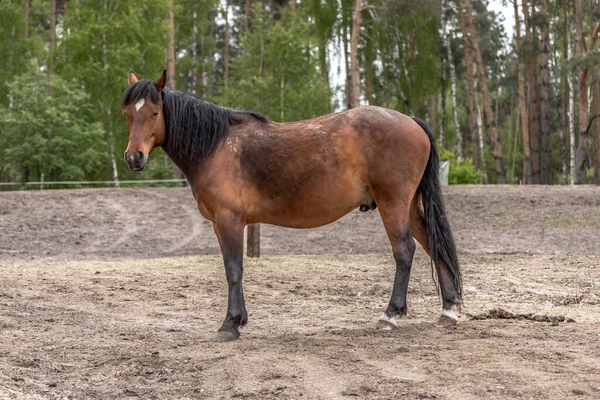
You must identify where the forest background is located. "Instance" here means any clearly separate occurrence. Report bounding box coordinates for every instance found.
[1,0,599,186]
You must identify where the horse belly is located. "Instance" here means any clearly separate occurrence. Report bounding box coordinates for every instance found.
[253,177,372,229]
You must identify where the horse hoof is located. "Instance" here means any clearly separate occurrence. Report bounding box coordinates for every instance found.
[211,330,240,342]
[377,313,398,330]
[437,315,458,327]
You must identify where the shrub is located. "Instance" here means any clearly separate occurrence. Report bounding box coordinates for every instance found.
[439,148,481,184]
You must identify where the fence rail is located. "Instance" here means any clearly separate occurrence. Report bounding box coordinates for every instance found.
[1,163,450,188]
[0,179,187,188]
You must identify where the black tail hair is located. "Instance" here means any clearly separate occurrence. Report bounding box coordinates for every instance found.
[412,117,463,300]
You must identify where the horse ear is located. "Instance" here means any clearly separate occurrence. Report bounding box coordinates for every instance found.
[155,69,167,92]
[128,71,138,86]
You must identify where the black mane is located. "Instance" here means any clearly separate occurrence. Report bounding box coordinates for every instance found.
[121,80,268,167]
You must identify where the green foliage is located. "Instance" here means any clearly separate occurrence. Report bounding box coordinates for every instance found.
[439,148,481,184]
[0,0,592,187]
[0,0,45,107]
[173,0,218,96]
[222,5,331,121]
[56,0,170,181]
[369,0,441,115]
[587,167,595,184]
[0,65,106,182]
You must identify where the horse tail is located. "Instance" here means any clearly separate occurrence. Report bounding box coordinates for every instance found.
[412,117,463,299]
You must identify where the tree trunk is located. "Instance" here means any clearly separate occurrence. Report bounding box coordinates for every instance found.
[512,106,520,182]
[461,0,505,183]
[539,0,551,183]
[575,0,588,183]
[397,51,414,115]
[190,9,198,95]
[522,0,541,183]
[316,36,328,83]
[447,31,461,159]
[570,41,576,185]
[456,0,480,171]
[440,59,446,147]
[224,1,230,88]
[245,0,251,31]
[365,54,374,105]
[167,0,176,90]
[569,13,600,184]
[290,0,296,11]
[593,68,600,185]
[440,1,448,147]
[443,0,460,157]
[199,12,207,97]
[343,23,352,109]
[349,0,361,108]
[24,0,32,39]
[561,2,569,184]
[107,110,119,188]
[48,0,56,82]
[476,93,488,183]
[364,17,374,105]
[99,0,118,187]
[207,11,216,97]
[515,0,532,184]
[495,74,500,136]
[429,95,437,135]
[280,76,285,121]
[596,3,600,185]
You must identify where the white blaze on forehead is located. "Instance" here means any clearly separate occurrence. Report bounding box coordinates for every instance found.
[135,98,145,112]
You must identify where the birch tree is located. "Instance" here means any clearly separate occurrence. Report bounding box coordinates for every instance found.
[167,0,176,90]
[349,0,361,108]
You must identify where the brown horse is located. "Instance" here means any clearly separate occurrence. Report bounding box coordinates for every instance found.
[122,70,462,342]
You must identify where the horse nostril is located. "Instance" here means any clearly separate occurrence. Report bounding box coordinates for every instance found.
[137,151,144,160]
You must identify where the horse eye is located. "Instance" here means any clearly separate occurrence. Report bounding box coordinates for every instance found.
[153,112,159,117]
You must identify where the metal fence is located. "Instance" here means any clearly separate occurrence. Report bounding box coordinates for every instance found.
[1,163,450,190]
[0,178,187,190]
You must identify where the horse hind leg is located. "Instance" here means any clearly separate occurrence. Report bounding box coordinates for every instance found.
[409,196,461,325]
[373,194,416,330]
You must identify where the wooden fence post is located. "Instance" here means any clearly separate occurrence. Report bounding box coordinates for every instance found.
[247,224,260,257]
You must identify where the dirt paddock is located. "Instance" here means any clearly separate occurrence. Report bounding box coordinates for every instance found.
[1,186,599,399]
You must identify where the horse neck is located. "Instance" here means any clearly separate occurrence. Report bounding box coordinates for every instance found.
[162,146,195,181]
[159,92,226,179]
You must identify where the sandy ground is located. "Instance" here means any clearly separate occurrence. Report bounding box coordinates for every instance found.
[1,185,599,399]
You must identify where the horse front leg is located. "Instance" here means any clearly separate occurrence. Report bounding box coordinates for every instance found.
[212,214,247,342]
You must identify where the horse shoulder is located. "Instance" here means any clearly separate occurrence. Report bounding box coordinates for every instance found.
[189,142,247,220]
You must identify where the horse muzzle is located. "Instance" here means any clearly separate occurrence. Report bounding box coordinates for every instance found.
[124,150,147,171]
